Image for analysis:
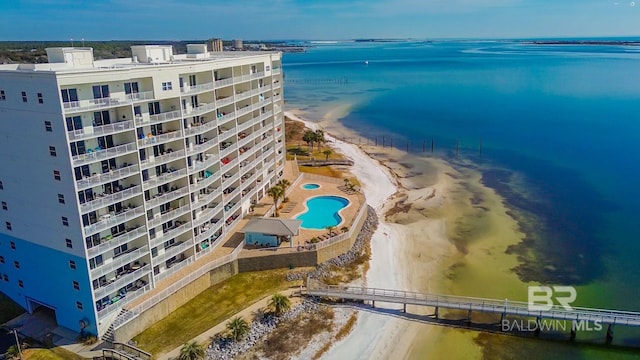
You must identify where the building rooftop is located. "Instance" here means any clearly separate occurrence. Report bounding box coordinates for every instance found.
[241,218,302,236]
[0,44,279,74]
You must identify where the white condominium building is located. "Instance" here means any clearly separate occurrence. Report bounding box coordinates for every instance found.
[0,44,285,336]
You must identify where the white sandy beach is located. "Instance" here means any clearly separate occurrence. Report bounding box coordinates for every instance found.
[285,111,457,359]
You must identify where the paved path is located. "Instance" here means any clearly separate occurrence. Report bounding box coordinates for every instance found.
[159,288,299,360]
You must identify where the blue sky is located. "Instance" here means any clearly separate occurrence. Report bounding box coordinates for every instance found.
[0,0,638,40]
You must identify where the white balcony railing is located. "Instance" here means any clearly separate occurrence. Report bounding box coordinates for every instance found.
[62,91,154,113]
[214,77,233,88]
[140,149,185,170]
[181,82,214,95]
[219,143,238,159]
[76,164,139,191]
[191,171,220,193]
[217,111,237,127]
[193,204,223,228]
[137,130,183,147]
[83,206,145,236]
[147,205,191,229]
[193,188,222,208]
[67,120,134,141]
[158,241,194,264]
[143,169,187,190]
[150,221,192,248]
[91,246,149,281]
[145,186,190,209]
[187,138,219,157]
[195,222,224,243]
[184,120,218,137]
[72,143,138,166]
[215,96,234,108]
[80,185,142,214]
[94,264,152,299]
[87,226,147,258]
[187,102,217,117]
[188,154,219,174]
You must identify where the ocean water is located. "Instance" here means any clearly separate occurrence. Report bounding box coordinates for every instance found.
[283,40,640,358]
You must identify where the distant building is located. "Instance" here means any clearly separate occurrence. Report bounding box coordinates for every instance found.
[0,44,284,338]
[210,38,223,52]
[232,39,243,50]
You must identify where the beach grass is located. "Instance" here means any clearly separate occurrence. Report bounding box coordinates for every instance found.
[22,348,85,360]
[133,269,301,356]
[0,291,25,323]
[299,165,344,178]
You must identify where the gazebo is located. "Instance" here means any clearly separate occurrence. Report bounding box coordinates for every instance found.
[241,217,302,248]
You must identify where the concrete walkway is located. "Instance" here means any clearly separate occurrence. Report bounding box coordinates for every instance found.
[159,288,299,360]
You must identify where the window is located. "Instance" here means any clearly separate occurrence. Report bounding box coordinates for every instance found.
[44,121,52,132]
[92,85,109,99]
[89,255,103,269]
[1,201,6,210]
[13,261,19,269]
[0,256,4,263]
[53,170,61,181]
[6,222,12,231]
[76,301,83,310]
[61,88,78,104]
[0,181,3,189]
[62,217,69,227]
[10,241,15,250]
[162,82,173,91]
[3,274,8,282]
[18,280,24,288]
[49,146,57,157]
[65,238,73,248]
[69,260,76,269]
[37,93,43,104]
[266,65,271,71]
[124,82,139,94]
[0,90,5,100]
[58,194,65,204]
[73,281,80,290]
[21,91,27,102]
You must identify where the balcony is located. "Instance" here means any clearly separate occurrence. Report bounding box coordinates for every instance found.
[87,225,147,258]
[219,143,237,159]
[222,156,238,169]
[76,164,139,191]
[181,82,214,95]
[148,205,191,229]
[151,220,191,248]
[140,149,185,170]
[195,221,224,243]
[222,172,239,185]
[184,120,217,137]
[225,215,241,231]
[192,171,220,193]
[97,283,150,319]
[137,130,183,148]
[233,74,252,84]
[251,71,266,79]
[187,137,218,157]
[273,94,282,103]
[224,187,242,202]
[72,143,138,166]
[91,245,149,281]
[94,263,152,299]
[193,188,222,208]
[194,203,222,227]
[80,185,142,214]
[84,205,145,236]
[188,102,217,117]
[63,91,154,114]
[188,154,219,174]
[143,168,187,190]
[159,241,194,264]
[216,111,236,127]
[68,120,134,142]
[146,186,190,209]
[214,77,233,88]
[272,68,282,75]
[215,96,234,108]
[235,104,253,117]
[238,134,254,148]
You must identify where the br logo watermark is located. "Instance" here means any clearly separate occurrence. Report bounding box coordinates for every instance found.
[528,286,576,311]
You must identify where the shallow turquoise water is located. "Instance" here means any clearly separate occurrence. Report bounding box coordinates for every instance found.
[302,183,320,190]
[296,195,349,229]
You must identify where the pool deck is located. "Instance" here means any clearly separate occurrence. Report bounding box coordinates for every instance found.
[239,168,365,258]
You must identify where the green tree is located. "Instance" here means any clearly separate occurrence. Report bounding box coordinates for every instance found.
[302,131,317,153]
[267,186,284,217]
[341,226,349,233]
[314,129,326,152]
[268,293,291,316]
[226,317,250,341]
[179,341,205,360]
[323,149,333,160]
[327,225,336,237]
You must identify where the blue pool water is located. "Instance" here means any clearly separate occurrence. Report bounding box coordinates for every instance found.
[296,196,349,229]
[302,183,320,190]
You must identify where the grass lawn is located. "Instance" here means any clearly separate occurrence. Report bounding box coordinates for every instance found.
[22,348,86,360]
[133,269,302,356]
[0,291,25,324]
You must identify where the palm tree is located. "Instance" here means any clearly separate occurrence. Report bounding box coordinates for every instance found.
[343,178,351,188]
[323,149,332,160]
[268,293,291,316]
[227,316,250,341]
[341,226,349,233]
[267,186,284,217]
[179,341,205,360]
[326,225,336,238]
[277,179,291,193]
[302,130,317,153]
[314,129,326,152]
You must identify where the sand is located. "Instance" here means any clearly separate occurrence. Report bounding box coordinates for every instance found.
[286,109,529,360]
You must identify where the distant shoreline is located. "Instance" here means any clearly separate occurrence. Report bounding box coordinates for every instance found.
[529,40,640,46]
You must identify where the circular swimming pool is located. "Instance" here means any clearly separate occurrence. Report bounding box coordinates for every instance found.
[302,183,320,190]
[296,195,350,229]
